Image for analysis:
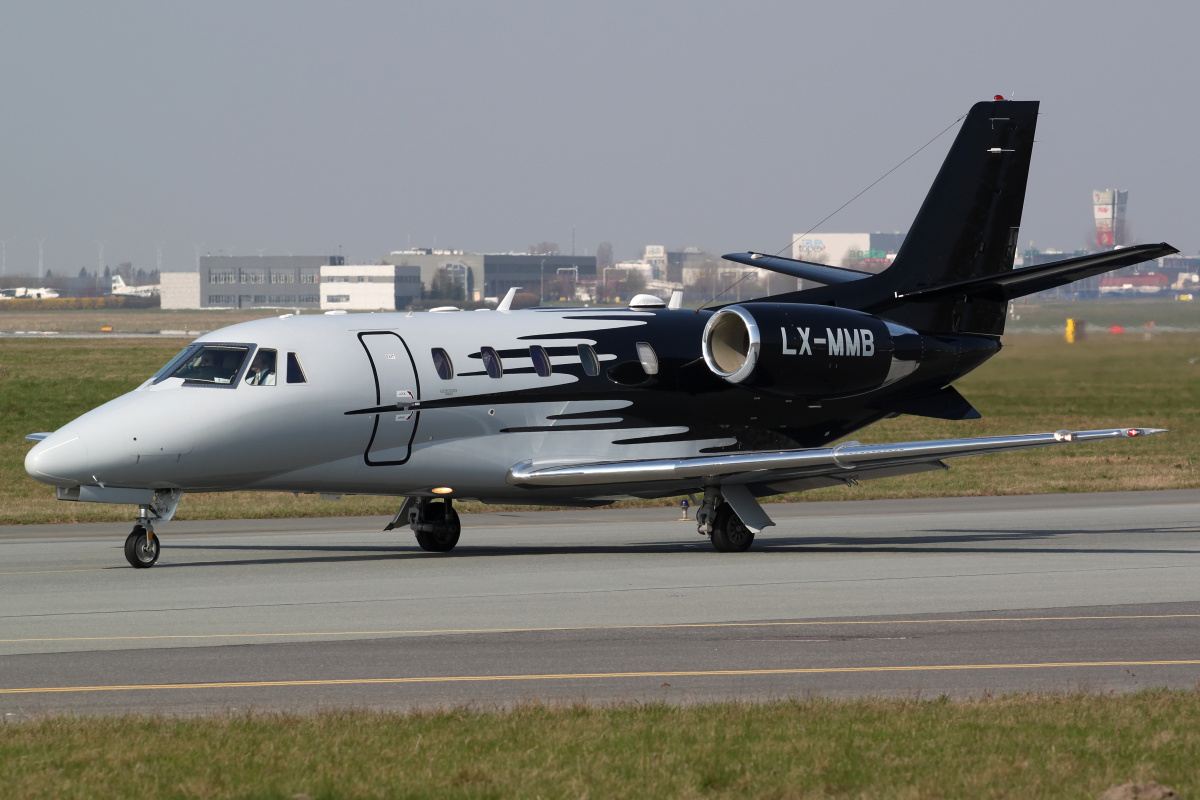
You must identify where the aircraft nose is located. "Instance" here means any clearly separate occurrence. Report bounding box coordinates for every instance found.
[25,434,90,486]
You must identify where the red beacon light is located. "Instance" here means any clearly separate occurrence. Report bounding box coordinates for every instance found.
[993,94,1006,101]
[1128,428,1141,437]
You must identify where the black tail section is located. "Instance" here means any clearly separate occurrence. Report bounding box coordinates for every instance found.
[760,99,1040,335]
[874,99,1038,334]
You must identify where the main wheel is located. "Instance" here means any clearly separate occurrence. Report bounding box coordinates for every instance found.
[710,504,754,552]
[415,500,461,552]
[124,525,160,568]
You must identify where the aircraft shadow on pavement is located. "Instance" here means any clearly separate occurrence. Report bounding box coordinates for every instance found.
[150,525,1200,569]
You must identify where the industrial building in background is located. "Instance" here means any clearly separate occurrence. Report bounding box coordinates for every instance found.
[1093,189,1128,248]
[162,256,343,310]
[161,252,597,310]
[791,232,906,271]
[321,264,422,310]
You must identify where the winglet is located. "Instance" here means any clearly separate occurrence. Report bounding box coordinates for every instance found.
[496,287,519,313]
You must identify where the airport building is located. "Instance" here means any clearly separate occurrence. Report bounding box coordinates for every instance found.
[162,251,598,310]
[320,264,422,310]
[382,250,597,302]
[161,256,344,310]
[791,232,906,272]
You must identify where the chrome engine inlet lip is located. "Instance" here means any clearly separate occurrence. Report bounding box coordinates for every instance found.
[702,305,761,384]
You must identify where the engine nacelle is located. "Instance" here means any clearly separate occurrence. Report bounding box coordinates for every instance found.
[702,303,910,397]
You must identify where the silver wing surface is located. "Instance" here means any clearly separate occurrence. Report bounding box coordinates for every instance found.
[508,427,1166,531]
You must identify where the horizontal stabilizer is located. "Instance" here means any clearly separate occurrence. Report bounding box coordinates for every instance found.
[722,252,871,286]
[896,243,1179,303]
[507,427,1166,488]
[872,385,981,420]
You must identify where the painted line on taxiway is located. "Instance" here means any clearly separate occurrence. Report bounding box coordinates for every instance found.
[4,660,1200,695]
[3,613,1198,645]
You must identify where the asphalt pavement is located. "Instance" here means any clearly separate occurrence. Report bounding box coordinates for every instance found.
[2,490,1198,716]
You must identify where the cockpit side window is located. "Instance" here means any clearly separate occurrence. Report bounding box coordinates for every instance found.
[480,347,503,379]
[431,348,454,380]
[247,349,277,386]
[151,345,199,385]
[170,345,251,386]
[286,352,307,384]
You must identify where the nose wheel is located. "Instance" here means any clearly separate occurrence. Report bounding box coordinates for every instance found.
[124,524,160,568]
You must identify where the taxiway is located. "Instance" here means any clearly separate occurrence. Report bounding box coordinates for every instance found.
[1,490,1198,716]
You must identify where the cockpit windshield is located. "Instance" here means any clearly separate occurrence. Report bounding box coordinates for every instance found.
[169,345,251,386]
[150,345,199,385]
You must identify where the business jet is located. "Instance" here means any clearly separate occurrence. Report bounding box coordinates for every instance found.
[110,275,160,297]
[25,98,1175,567]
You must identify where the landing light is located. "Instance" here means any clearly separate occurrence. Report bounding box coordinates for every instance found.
[432,487,453,495]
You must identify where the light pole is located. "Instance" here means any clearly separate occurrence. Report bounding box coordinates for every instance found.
[540,259,545,305]
[37,239,46,280]
[0,238,8,276]
[556,267,578,301]
[94,240,106,275]
[193,244,204,270]
[602,266,624,305]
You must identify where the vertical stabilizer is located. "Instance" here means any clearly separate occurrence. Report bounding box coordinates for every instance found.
[761,99,1039,336]
[876,99,1039,334]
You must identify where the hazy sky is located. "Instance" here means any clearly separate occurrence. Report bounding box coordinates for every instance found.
[1,1,1196,276]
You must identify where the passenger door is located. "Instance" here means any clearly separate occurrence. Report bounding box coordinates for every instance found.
[358,332,421,466]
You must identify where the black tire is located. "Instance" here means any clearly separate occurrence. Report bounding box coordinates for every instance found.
[124,525,160,568]
[710,504,754,552]
[415,500,461,552]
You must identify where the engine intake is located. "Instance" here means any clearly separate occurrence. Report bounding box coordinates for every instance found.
[702,303,905,398]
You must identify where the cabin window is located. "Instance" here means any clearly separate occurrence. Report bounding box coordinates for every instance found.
[247,349,277,386]
[286,352,307,384]
[480,347,503,379]
[636,342,659,375]
[432,348,454,380]
[170,345,250,386]
[578,344,600,377]
[530,346,552,377]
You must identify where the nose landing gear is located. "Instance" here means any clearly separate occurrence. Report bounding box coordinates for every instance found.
[122,491,181,568]
[124,524,159,568]
[124,505,160,568]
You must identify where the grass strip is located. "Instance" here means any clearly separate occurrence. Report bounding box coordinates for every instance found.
[2,693,1198,798]
[2,331,1197,525]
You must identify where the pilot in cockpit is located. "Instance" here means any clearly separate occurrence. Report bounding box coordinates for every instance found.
[246,349,277,386]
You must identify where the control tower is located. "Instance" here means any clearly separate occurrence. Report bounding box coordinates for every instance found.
[1092,189,1127,248]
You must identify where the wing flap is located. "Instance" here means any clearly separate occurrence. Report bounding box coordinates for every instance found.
[507,427,1166,488]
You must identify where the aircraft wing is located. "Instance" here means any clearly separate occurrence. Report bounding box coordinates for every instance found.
[508,427,1165,489]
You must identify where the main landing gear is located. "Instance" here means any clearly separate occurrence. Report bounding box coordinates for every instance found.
[387,496,461,552]
[695,488,759,553]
